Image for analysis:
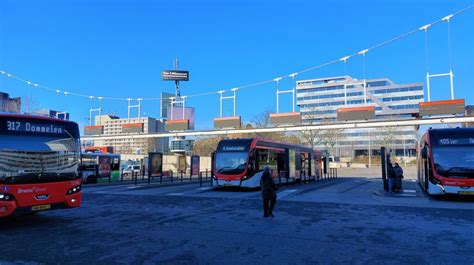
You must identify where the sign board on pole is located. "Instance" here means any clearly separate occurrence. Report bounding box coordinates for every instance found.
[191,155,200,176]
[162,70,189,81]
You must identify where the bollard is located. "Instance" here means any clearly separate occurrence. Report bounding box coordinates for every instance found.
[180,170,183,182]
[190,171,192,182]
[199,172,203,187]
[134,172,138,186]
[160,173,163,184]
[205,169,208,180]
[171,170,173,183]
[336,168,338,178]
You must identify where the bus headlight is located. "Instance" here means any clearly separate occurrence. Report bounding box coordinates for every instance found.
[66,185,82,195]
[0,193,14,201]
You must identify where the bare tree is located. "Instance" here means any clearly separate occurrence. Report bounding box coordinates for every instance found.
[298,114,323,149]
[22,95,40,114]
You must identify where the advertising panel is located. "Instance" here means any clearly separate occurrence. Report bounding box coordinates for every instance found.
[148,152,163,177]
[178,156,187,172]
[98,156,111,177]
[191,155,200,176]
[337,106,375,121]
[214,116,241,129]
[84,125,103,135]
[270,112,301,125]
[419,99,465,116]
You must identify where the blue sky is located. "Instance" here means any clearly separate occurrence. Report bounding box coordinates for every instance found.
[1,0,473,132]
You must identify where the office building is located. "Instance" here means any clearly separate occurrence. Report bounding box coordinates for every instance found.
[296,76,424,158]
[89,115,169,156]
[0,92,21,113]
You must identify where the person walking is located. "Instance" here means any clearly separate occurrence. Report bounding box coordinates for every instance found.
[260,166,278,218]
[387,162,396,193]
[393,162,404,193]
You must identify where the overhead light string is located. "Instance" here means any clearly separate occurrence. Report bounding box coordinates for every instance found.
[0,5,472,103]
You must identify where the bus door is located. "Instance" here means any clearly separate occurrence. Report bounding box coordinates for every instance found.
[110,157,121,182]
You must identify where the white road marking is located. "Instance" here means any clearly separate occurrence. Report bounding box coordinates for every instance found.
[396,193,417,197]
[403,189,416,193]
[277,189,298,198]
[167,193,185,196]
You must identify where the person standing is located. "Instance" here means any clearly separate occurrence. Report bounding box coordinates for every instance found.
[387,162,396,193]
[260,166,278,218]
[393,162,404,193]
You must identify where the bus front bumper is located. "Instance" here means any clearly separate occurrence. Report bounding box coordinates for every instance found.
[0,192,82,218]
[430,184,474,195]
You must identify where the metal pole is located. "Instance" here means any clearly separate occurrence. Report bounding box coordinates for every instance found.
[182,97,186,120]
[291,75,296,112]
[170,99,174,120]
[449,70,454,100]
[426,72,431,102]
[219,92,223,117]
[368,130,372,168]
[276,89,280,113]
[127,99,131,123]
[363,54,367,105]
[233,90,236,116]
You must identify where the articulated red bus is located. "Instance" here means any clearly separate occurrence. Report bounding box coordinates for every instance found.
[212,138,322,188]
[0,114,82,217]
[417,128,474,196]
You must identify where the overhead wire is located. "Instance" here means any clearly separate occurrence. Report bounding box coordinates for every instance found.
[0,5,473,103]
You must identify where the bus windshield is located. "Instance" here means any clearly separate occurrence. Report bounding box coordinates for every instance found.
[432,146,474,178]
[0,134,80,184]
[215,152,248,175]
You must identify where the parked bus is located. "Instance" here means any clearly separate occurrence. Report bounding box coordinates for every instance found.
[0,114,82,217]
[417,128,474,195]
[212,138,322,188]
[80,153,121,183]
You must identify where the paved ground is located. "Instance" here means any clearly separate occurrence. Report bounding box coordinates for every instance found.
[0,177,473,265]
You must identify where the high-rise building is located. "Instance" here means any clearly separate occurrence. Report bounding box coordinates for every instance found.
[0,92,21,113]
[88,115,169,156]
[296,76,424,158]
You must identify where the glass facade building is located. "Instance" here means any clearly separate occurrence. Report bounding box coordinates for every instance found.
[296,76,424,158]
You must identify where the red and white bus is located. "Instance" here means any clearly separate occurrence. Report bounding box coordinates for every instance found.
[417,127,474,196]
[212,138,322,188]
[0,114,82,217]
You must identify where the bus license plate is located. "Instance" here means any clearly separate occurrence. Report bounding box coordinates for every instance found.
[458,191,474,195]
[32,204,51,211]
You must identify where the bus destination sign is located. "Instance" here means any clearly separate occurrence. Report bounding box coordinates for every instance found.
[4,120,65,135]
[438,138,474,146]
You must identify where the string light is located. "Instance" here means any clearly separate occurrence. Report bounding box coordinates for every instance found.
[0,5,472,103]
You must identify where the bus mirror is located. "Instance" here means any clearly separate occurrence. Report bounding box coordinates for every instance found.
[421,147,428,159]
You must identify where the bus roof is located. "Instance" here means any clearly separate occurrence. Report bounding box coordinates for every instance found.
[0,113,77,124]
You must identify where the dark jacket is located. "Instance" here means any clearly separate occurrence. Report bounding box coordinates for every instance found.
[387,164,396,179]
[260,172,277,199]
[394,165,404,179]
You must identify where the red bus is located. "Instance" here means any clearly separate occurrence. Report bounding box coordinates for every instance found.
[212,138,321,188]
[417,128,474,195]
[0,114,82,217]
